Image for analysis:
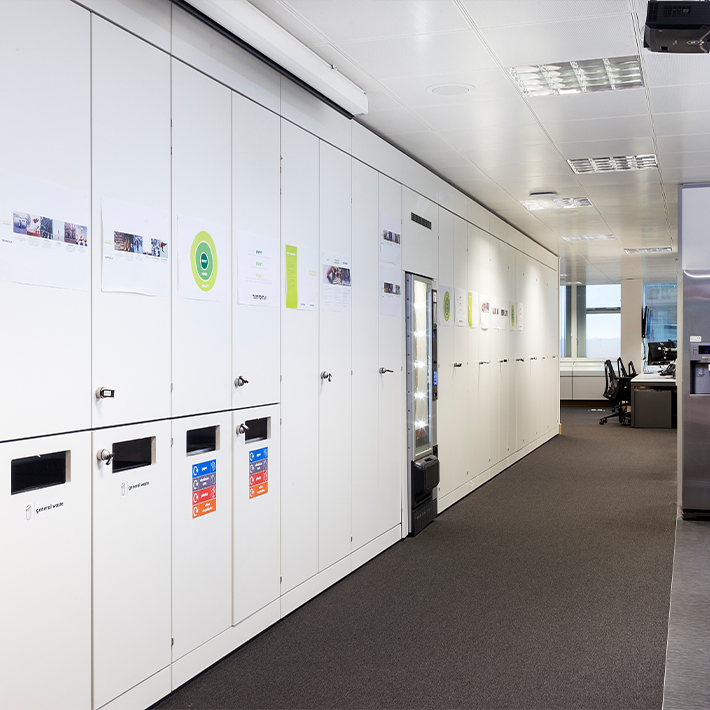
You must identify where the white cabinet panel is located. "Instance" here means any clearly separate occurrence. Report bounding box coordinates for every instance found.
[453,215,469,487]
[172,413,232,662]
[0,1,91,441]
[233,94,281,410]
[378,174,403,535]
[92,420,171,709]
[504,244,516,456]
[280,120,319,593]
[515,250,529,451]
[0,432,91,710]
[172,59,232,417]
[402,187,438,279]
[92,17,171,428]
[319,143,352,570]
[233,405,281,624]
[467,226,481,479]
[351,159,379,551]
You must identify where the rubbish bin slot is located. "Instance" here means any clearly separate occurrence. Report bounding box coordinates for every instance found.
[186,426,218,456]
[11,451,68,495]
[245,417,269,442]
[113,437,154,473]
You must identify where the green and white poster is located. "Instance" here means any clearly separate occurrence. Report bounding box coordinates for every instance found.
[469,291,478,328]
[510,302,516,330]
[177,214,229,302]
[440,286,452,327]
[285,243,317,310]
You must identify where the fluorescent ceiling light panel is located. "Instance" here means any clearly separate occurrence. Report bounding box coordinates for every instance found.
[509,56,643,97]
[568,155,658,174]
[186,0,368,115]
[521,197,593,211]
[624,247,673,254]
[561,234,615,242]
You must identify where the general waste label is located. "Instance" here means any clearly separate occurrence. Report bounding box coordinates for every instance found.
[249,447,268,499]
[192,459,217,518]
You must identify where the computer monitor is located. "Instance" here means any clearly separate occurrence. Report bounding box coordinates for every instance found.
[642,305,650,340]
[647,340,677,366]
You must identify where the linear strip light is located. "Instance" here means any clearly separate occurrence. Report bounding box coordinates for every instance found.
[185,0,368,115]
[509,56,643,97]
[568,154,658,174]
[561,234,614,242]
[521,197,593,211]
[624,247,673,254]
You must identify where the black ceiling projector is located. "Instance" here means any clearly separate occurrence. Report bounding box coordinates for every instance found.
[644,1,710,53]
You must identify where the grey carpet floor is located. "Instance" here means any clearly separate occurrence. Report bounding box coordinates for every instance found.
[155,407,677,710]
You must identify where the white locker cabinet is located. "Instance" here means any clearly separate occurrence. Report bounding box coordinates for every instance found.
[0,432,91,710]
[0,1,91,442]
[172,59,232,417]
[515,251,530,451]
[233,404,281,624]
[467,226,481,480]
[319,142,352,571]
[92,420,171,709]
[91,17,171,429]
[401,187,438,279]
[172,412,232,662]
[488,239,502,466]
[504,245,517,456]
[377,173,403,536]
[280,120,319,593]
[351,159,379,550]
[232,93,281,410]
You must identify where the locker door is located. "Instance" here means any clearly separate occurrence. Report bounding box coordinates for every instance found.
[172,59,232,417]
[377,175,403,535]
[92,420,171,709]
[515,250,528,451]
[467,226,481,480]
[233,405,281,624]
[92,17,171,428]
[0,431,91,710]
[505,245,517,456]
[318,143,352,571]
[351,160,379,550]
[0,1,91,442]
[232,93,281,410]
[437,209,455,499]
[280,120,319,593]
[478,234,492,472]
[488,239,501,465]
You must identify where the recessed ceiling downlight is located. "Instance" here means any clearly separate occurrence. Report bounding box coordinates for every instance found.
[561,234,614,242]
[427,83,474,96]
[521,196,593,211]
[568,154,658,174]
[624,247,673,254]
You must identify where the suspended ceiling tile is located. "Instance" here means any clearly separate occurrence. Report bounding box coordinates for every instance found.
[388,130,457,155]
[441,123,552,151]
[544,115,652,144]
[245,0,328,46]
[643,52,710,89]
[336,30,498,80]
[658,151,710,170]
[484,158,578,181]
[649,85,710,115]
[494,174,584,199]
[584,182,665,202]
[660,167,710,185]
[465,141,563,169]
[460,0,630,28]
[480,15,638,68]
[358,108,429,135]
[573,168,661,186]
[417,150,477,171]
[654,110,710,137]
[527,88,648,124]
[657,133,710,153]
[279,0,470,43]
[439,163,493,184]
[413,100,537,132]
[557,136,657,160]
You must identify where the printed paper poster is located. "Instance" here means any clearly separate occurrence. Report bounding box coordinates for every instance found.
[381,263,401,317]
[491,297,500,330]
[0,169,89,291]
[509,301,516,330]
[101,197,170,297]
[237,232,277,307]
[517,301,524,331]
[500,301,510,330]
[439,286,452,327]
[321,252,351,312]
[480,294,490,330]
[455,288,466,327]
[177,215,229,302]
[379,212,401,265]
[469,291,478,328]
[285,244,317,311]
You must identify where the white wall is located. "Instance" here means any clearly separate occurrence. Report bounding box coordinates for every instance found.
[621,279,644,372]
[0,2,559,709]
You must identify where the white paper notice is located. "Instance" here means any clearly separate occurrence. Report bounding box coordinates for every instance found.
[237,232,278,307]
[381,264,401,317]
[500,301,510,330]
[440,286,452,327]
[509,301,517,330]
[379,212,401,265]
[455,288,466,327]
[177,215,230,302]
[480,294,490,330]
[517,301,524,331]
[102,197,170,297]
[0,169,89,291]
[469,291,478,328]
[491,297,500,330]
[321,252,351,312]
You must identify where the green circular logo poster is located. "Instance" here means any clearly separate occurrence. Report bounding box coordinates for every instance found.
[191,231,218,292]
[443,290,451,322]
[510,303,516,328]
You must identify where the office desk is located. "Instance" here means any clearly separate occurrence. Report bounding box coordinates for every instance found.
[630,373,677,428]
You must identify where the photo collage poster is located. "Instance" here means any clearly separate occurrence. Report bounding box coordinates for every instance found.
[381,263,401,318]
[321,251,351,312]
[237,231,278,307]
[379,212,402,317]
[480,294,490,330]
[101,197,170,297]
[0,169,89,291]
[177,214,230,303]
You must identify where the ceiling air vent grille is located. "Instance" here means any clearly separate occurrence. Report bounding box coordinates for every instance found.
[411,212,432,230]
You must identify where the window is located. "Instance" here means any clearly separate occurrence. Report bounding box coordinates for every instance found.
[644,283,677,343]
[560,285,567,357]
[585,285,621,359]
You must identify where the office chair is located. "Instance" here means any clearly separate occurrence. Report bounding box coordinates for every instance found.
[600,359,632,425]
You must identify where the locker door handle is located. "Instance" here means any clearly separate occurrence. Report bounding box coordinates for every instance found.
[516,358,525,362]
[531,357,538,361]
[237,423,250,435]
[95,387,115,399]
[321,371,332,382]
[500,359,508,363]
[235,376,249,388]
[379,367,393,374]
[96,449,113,465]
[454,362,463,368]
[479,361,490,365]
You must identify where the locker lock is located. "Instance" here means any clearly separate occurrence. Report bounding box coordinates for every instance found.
[454,362,463,368]
[234,376,249,388]
[321,371,332,382]
[379,367,394,374]
[237,423,250,436]
[96,449,113,465]
[95,387,115,400]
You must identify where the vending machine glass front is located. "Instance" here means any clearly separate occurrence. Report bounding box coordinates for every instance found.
[411,277,433,458]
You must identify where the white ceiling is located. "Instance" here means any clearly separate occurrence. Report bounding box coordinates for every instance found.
[244,0,697,285]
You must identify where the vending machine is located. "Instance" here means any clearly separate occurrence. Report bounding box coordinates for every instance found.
[406,273,440,536]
